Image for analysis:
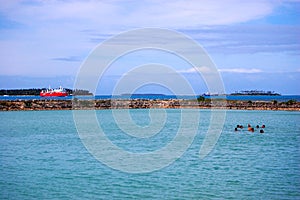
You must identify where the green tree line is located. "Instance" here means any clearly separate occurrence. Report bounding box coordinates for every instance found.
[0,88,92,96]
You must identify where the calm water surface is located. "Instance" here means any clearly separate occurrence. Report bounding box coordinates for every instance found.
[0,109,299,199]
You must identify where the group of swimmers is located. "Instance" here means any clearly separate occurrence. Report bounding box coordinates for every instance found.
[235,124,265,133]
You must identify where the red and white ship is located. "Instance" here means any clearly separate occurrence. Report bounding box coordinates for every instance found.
[40,86,68,97]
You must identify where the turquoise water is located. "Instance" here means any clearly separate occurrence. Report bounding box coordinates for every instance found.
[1,109,299,199]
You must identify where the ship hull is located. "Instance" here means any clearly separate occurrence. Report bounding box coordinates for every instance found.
[40,92,68,97]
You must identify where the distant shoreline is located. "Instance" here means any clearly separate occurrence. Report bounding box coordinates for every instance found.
[0,94,284,96]
[0,99,299,111]
[1,94,299,101]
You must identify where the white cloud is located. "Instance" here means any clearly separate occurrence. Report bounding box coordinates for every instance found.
[0,0,297,77]
[178,66,214,73]
[0,0,279,29]
[218,68,263,73]
[179,67,264,74]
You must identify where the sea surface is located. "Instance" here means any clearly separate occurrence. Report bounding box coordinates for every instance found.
[0,94,300,102]
[0,109,299,199]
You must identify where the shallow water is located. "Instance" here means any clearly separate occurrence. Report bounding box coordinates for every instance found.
[0,109,299,199]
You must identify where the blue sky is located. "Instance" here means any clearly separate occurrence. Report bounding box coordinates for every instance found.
[0,0,299,94]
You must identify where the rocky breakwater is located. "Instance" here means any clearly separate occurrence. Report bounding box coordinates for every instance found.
[0,99,73,111]
[226,100,300,111]
[0,99,299,111]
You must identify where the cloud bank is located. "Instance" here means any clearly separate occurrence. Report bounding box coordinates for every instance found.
[0,0,299,94]
[0,0,280,29]
[219,68,263,73]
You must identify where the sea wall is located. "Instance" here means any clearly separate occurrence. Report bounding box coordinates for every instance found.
[0,99,299,111]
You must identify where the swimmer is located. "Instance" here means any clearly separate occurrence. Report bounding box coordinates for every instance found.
[256,125,259,128]
[250,127,254,132]
[262,124,265,128]
[260,129,264,133]
[235,127,238,131]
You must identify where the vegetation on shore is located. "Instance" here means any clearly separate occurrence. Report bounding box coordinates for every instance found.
[0,88,92,96]
[231,90,280,96]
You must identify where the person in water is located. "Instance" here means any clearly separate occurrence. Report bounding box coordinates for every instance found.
[262,124,265,128]
[260,129,264,133]
[248,125,252,131]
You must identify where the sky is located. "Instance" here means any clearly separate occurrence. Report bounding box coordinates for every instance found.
[0,0,299,94]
